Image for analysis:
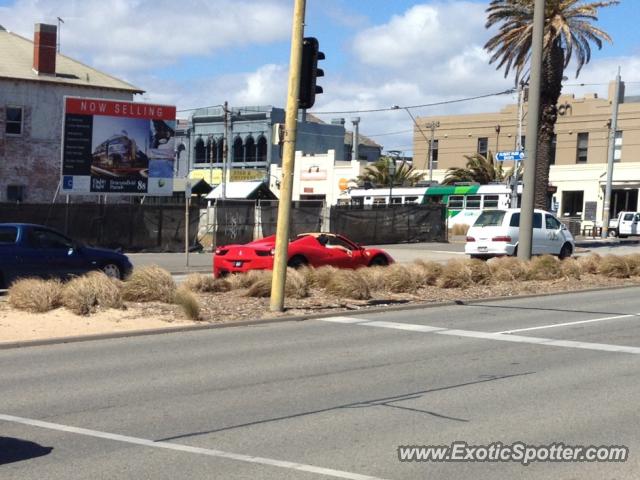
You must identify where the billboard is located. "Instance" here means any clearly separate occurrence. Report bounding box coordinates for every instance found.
[61,97,177,195]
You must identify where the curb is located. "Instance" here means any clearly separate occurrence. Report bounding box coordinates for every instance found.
[575,239,640,248]
[1,283,638,350]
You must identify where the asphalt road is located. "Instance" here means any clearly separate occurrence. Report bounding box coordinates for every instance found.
[2,287,640,479]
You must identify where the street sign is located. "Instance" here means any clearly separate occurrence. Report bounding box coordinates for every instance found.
[495,151,525,162]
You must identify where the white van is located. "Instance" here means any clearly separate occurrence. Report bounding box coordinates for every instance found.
[465,208,575,259]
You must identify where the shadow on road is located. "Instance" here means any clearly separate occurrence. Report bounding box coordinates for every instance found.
[455,300,638,317]
[0,437,53,465]
[157,371,534,442]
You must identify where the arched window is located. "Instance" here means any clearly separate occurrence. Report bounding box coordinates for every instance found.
[245,136,256,162]
[216,138,224,163]
[233,137,244,163]
[194,137,205,163]
[257,136,268,163]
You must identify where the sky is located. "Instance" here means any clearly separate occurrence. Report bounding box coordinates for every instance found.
[1,0,639,156]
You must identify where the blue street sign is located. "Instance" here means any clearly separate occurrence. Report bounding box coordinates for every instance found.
[495,151,525,162]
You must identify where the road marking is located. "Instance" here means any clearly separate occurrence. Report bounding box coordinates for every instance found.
[496,313,640,334]
[0,413,387,480]
[319,317,640,355]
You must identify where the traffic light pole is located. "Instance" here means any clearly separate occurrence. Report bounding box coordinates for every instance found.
[517,0,545,261]
[270,0,305,312]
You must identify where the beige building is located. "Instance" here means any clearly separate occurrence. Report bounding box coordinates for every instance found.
[414,82,640,228]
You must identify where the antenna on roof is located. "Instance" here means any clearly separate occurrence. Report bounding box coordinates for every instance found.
[56,17,64,52]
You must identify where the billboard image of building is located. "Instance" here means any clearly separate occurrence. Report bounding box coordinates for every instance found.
[61,98,176,195]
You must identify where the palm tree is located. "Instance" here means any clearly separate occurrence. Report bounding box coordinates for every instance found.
[443,152,506,185]
[357,157,425,187]
[484,0,618,209]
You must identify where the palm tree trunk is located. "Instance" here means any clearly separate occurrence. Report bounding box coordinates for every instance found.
[534,41,565,210]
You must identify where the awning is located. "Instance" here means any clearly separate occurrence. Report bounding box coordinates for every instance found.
[206,181,277,200]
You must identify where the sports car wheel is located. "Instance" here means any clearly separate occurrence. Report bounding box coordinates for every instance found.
[102,263,122,279]
[368,255,389,267]
[287,255,308,269]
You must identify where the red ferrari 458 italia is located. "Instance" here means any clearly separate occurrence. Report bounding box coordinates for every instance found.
[213,232,394,277]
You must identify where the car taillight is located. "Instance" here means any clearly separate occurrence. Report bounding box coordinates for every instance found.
[255,250,272,257]
[466,236,475,242]
[492,236,512,242]
[270,248,275,256]
[215,248,228,255]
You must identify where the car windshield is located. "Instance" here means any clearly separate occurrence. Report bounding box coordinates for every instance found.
[474,210,506,227]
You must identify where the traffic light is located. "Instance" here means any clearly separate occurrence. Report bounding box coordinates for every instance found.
[298,37,324,109]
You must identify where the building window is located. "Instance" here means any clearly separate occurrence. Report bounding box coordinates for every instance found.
[245,136,256,162]
[257,136,268,163]
[430,139,439,169]
[576,132,589,163]
[549,133,557,165]
[519,135,526,151]
[5,106,23,135]
[233,137,244,163]
[194,137,205,163]
[562,190,584,217]
[206,137,215,163]
[614,130,623,162]
[216,138,224,163]
[7,185,25,202]
[477,137,488,157]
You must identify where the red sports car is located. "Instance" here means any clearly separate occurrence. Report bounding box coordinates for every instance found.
[213,233,394,277]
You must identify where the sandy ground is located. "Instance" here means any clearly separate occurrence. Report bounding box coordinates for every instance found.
[2,273,638,346]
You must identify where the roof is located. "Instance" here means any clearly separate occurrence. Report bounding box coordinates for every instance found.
[305,113,381,149]
[206,181,276,200]
[0,26,143,93]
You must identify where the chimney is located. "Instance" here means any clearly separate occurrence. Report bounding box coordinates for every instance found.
[33,23,57,75]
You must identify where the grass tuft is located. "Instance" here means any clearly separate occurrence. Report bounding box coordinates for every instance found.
[465,258,493,285]
[62,271,124,315]
[527,255,562,281]
[358,266,388,292]
[450,224,470,236]
[412,260,443,286]
[245,269,309,299]
[8,278,63,313]
[182,273,231,293]
[122,265,176,303]
[623,254,640,276]
[325,269,371,300]
[597,255,630,278]
[302,266,339,289]
[227,270,272,290]
[437,260,472,288]
[576,253,601,274]
[383,264,423,293]
[488,257,529,281]
[173,287,201,320]
[559,258,582,279]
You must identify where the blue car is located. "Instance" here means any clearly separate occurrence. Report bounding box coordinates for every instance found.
[0,223,133,289]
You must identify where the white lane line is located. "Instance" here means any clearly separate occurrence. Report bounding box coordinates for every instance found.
[0,413,387,480]
[496,313,640,334]
[319,317,640,355]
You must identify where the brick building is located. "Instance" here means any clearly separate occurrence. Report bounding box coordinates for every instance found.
[0,23,143,203]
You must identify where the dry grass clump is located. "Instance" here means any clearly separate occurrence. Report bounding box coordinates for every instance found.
[122,265,176,303]
[437,260,472,289]
[597,255,630,278]
[173,287,201,320]
[576,253,601,274]
[245,268,309,299]
[382,264,423,293]
[182,273,231,293]
[623,254,640,276]
[62,271,124,315]
[357,266,388,292]
[559,258,582,279]
[325,269,371,300]
[8,278,63,313]
[527,255,562,281]
[302,266,339,288]
[465,258,493,285]
[227,269,272,290]
[450,224,470,236]
[488,257,529,281]
[412,260,443,286]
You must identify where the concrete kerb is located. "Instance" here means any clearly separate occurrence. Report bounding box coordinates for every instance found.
[1,284,638,350]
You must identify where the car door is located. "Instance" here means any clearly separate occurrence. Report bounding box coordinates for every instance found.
[618,213,635,236]
[531,212,545,255]
[543,214,565,254]
[29,228,88,278]
[323,236,358,268]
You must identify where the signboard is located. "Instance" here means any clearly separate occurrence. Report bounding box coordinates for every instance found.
[495,151,525,162]
[300,168,328,181]
[189,168,266,185]
[61,97,176,196]
[584,201,597,222]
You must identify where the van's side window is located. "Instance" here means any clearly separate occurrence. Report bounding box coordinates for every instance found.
[533,213,542,229]
[509,213,520,227]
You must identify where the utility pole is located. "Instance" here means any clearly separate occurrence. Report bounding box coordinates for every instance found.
[511,82,525,208]
[270,0,305,312]
[427,121,440,182]
[222,101,229,200]
[518,0,545,261]
[601,68,622,238]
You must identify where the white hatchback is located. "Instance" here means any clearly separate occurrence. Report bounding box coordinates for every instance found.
[465,208,575,259]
